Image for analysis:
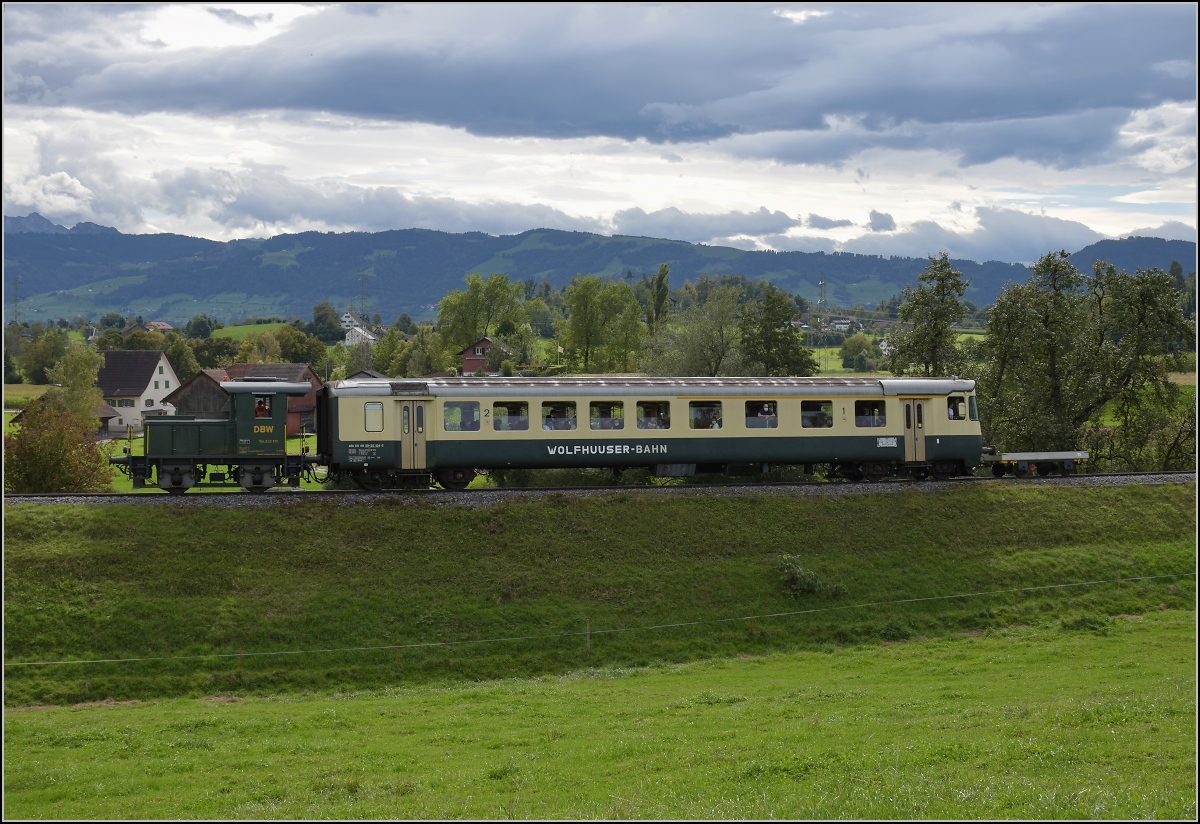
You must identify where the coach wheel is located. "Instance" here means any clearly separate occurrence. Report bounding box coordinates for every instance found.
[437,469,475,491]
[991,463,1007,478]
[1036,462,1054,477]
[911,467,930,481]
[1060,460,1075,476]
[864,462,886,483]
[931,461,957,481]
[351,469,383,492]
[1014,462,1029,478]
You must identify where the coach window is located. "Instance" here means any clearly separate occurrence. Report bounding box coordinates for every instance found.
[746,400,778,429]
[801,400,833,428]
[636,401,670,429]
[590,401,625,430]
[540,401,577,431]
[365,401,384,432]
[947,396,967,421]
[689,401,722,430]
[854,400,886,428]
[402,406,411,435]
[444,401,480,431]
[493,401,530,431]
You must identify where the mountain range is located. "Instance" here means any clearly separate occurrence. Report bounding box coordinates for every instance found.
[4,213,1194,325]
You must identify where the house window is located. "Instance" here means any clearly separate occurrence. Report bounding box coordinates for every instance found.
[165,380,170,389]
[474,347,484,356]
[158,366,164,374]
[117,419,122,426]
[146,399,154,407]
[154,380,159,389]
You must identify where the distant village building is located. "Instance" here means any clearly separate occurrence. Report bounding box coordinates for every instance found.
[96,349,179,435]
[145,321,173,332]
[340,309,369,330]
[345,325,378,346]
[460,336,513,375]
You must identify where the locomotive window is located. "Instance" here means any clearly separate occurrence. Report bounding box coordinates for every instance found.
[947,396,967,421]
[854,400,886,427]
[689,401,723,430]
[968,395,979,421]
[800,400,833,429]
[746,400,779,429]
[590,401,625,430]
[494,401,530,431]
[636,401,670,430]
[364,401,384,432]
[540,401,577,431]
[444,401,480,431]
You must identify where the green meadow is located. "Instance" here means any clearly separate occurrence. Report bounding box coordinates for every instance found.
[4,480,1195,817]
[3,613,1194,819]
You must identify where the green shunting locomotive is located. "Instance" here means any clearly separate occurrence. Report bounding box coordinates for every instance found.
[110,379,322,494]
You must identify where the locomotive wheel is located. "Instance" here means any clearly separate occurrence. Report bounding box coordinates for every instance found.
[931,461,957,481]
[911,467,930,481]
[436,469,474,491]
[166,487,187,496]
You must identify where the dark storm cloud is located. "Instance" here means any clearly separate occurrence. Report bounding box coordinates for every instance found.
[4,4,1194,166]
[612,206,800,244]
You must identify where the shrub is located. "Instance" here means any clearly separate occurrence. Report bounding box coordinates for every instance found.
[3,396,112,493]
[774,555,823,596]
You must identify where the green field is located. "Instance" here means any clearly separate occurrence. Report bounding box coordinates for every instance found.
[209,322,289,342]
[3,613,1193,819]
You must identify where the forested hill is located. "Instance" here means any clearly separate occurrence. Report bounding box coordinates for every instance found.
[3,217,1193,325]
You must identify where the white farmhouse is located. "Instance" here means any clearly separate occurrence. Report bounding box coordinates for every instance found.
[96,349,179,435]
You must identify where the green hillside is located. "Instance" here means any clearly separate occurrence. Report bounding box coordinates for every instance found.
[4,482,1193,707]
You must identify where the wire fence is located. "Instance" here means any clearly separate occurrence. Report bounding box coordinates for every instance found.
[5,571,1194,669]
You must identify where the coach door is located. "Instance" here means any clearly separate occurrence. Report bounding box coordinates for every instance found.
[903,398,928,463]
[398,400,428,470]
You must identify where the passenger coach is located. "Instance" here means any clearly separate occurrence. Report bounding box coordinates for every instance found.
[316,376,983,490]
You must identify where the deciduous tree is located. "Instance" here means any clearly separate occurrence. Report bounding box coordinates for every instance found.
[739,286,816,376]
[885,252,968,377]
[978,251,1194,463]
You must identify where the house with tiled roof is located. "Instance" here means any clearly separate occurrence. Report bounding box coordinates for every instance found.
[96,350,179,434]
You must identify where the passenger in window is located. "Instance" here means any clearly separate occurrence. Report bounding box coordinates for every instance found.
[709,416,721,429]
[947,402,957,419]
[255,399,269,418]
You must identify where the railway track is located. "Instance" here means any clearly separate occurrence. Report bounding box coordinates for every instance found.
[5,470,1195,507]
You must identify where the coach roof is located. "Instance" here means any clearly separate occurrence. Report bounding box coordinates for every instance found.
[327,376,976,399]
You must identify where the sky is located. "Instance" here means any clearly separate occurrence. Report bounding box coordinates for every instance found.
[2,2,1196,264]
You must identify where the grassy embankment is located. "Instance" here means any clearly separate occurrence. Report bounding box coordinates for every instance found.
[4,612,1193,819]
[5,482,1193,708]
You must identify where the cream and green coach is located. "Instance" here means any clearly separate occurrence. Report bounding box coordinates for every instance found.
[316,376,983,490]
